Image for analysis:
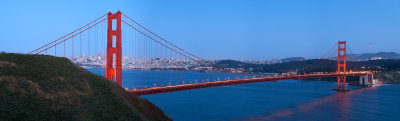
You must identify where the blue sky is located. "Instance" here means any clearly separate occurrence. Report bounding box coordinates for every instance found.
[1,0,400,60]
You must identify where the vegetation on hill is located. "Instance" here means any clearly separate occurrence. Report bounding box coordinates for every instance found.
[0,53,172,121]
[375,69,400,84]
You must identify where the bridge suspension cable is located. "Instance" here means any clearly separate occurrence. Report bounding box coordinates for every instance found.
[297,43,338,74]
[346,44,362,72]
[28,14,107,54]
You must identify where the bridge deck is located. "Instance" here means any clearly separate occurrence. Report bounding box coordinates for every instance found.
[128,72,370,96]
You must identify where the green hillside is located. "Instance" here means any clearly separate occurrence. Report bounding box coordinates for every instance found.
[376,69,400,84]
[0,53,172,121]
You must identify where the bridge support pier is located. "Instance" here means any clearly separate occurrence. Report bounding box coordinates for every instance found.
[359,73,375,86]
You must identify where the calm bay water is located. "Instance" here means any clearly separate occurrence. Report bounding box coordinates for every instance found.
[87,69,400,121]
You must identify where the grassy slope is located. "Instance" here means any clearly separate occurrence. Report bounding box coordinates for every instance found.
[376,69,400,84]
[0,53,172,121]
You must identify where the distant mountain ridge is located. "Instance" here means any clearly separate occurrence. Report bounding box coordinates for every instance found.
[351,52,400,60]
[334,52,400,61]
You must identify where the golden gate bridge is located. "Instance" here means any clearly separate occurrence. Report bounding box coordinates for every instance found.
[28,11,374,96]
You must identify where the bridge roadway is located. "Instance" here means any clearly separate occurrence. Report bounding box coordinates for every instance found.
[128,72,371,96]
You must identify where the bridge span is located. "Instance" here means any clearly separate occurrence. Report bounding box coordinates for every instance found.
[128,72,372,96]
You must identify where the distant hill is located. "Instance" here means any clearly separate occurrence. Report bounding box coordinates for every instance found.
[0,53,171,121]
[216,59,253,68]
[335,52,400,61]
[281,57,306,62]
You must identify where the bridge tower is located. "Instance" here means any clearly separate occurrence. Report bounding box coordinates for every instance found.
[337,41,347,90]
[106,11,123,87]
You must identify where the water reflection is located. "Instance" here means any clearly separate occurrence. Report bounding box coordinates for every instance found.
[240,86,379,121]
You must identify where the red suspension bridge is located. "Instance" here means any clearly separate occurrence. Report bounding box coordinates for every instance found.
[28,11,373,96]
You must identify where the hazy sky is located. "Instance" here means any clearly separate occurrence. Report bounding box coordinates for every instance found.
[1,0,400,60]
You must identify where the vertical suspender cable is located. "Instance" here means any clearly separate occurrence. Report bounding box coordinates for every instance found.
[72,37,74,59]
[64,41,65,57]
[80,33,82,62]
[88,29,90,57]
